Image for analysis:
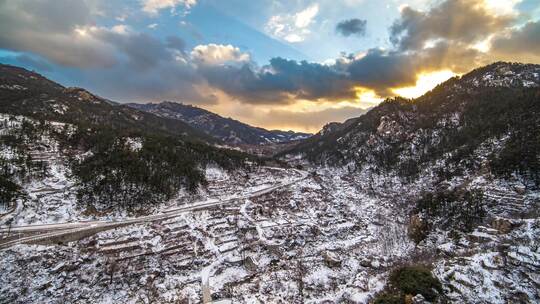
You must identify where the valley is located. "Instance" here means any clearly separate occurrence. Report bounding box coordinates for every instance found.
[0,62,539,303]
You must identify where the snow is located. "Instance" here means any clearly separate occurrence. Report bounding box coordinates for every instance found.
[205,165,230,182]
[0,84,27,90]
[468,63,540,88]
[1,100,539,303]
[124,137,143,152]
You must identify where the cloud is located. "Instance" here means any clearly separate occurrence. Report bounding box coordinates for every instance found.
[198,57,355,104]
[266,4,319,43]
[390,0,514,51]
[166,36,187,53]
[336,18,367,37]
[141,0,197,15]
[295,4,319,28]
[196,43,483,104]
[81,60,214,105]
[191,44,251,66]
[491,21,540,61]
[111,24,130,35]
[0,0,116,68]
[347,49,417,94]
[94,30,172,70]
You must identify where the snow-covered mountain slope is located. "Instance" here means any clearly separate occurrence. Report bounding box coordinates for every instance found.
[286,62,539,181]
[128,101,312,145]
[0,166,415,303]
[0,64,256,217]
[279,61,540,303]
[3,160,537,303]
[0,64,216,143]
[1,62,539,304]
[0,113,80,225]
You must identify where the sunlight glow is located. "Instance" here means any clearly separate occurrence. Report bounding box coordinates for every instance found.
[472,35,493,53]
[74,26,98,37]
[392,70,457,99]
[354,87,384,106]
[75,28,88,36]
[483,0,520,16]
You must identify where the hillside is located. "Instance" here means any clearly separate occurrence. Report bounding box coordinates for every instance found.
[287,62,540,185]
[0,65,216,142]
[127,101,311,145]
[0,62,539,304]
[0,64,254,216]
[282,62,540,302]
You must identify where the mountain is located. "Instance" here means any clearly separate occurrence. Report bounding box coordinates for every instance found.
[0,65,216,143]
[282,62,540,302]
[0,64,254,212]
[127,101,312,145]
[287,62,540,182]
[1,62,539,304]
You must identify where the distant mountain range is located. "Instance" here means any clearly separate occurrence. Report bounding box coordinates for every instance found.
[127,101,312,146]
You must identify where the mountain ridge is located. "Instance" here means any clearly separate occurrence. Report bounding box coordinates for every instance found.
[285,61,540,173]
[0,64,218,143]
[127,101,312,145]
[0,63,255,211]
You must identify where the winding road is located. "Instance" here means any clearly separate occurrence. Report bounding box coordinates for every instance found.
[0,168,309,250]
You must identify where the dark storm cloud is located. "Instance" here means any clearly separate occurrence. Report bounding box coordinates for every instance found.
[198,58,355,104]
[196,42,486,103]
[491,21,540,59]
[347,49,416,95]
[336,19,367,37]
[390,0,513,51]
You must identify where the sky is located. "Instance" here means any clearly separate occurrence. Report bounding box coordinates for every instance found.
[1,0,539,132]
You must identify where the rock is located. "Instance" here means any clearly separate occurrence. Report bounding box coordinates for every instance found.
[492,218,513,234]
[323,251,342,267]
[412,294,426,304]
[437,242,456,255]
[513,184,526,194]
[51,262,66,274]
[370,260,381,269]
[360,259,371,267]
[37,281,52,291]
[266,244,282,256]
[353,275,369,291]
[244,256,258,272]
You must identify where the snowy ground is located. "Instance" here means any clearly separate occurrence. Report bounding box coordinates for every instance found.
[1,114,539,303]
[1,163,539,303]
[0,167,417,303]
